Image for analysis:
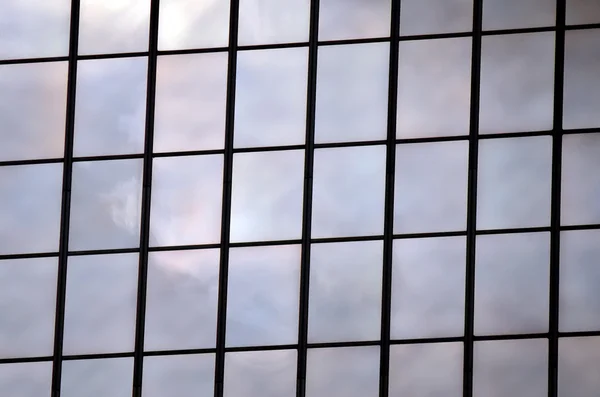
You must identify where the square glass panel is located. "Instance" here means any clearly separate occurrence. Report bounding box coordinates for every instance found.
[315,43,389,143]
[475,233,550,335]
[0,362,52,397]
[477,136,552,229]
[226,245,300,347]
[394,141,469,234]
[480,32,555,134]
[0,164,63,255]
[306,346,380,397]
[312,145,386,238]
[63,254,138,355]
[69,159,143,251]
[483,0,556,30]
[563,29,600,130]
[150,155,223,247]
[61,358,133,397]
[145,250,220,351]
[0,62,67,161]
[235,47,308,148]
[389,342,463,397]
[154,53,228,152]
[238,0,310,45]
[566,0,600,25]
[400,0,473,36]
[559,336,600,397]
[0,258,57,359]
[230,150,304,243]
[391,237,466,339]
[473,339,548,397]
[78,0,150,55]
[74,57,147,157]
[224,350,297,397]
[143,354,215,397]
[319,0,391,41]
[560,230,600,332]
[397,38,472,138]
[308,241,382,343]
[0,0,70,60]
[158,0,229,50]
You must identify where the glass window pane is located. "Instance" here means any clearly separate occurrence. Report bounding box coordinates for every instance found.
[477,136,552,229]
[224,350,297,397]
[230,150,304,243]
[143,354,215,397]
[563,29,600,130]
[0,164,63,255]
[400,0,473,36]
[0,0,70,60]
[0,362,52,397]
[154,53,228,153]
[145,250,220,351]
[315,43,389,143]
[483,0,556,30]
[238,0,310,45]
[319,0,391,41]
[69,159,143,251]
[150,155,223,247]
[559,336,600,397]
[61,358,133,397]
[394,141,469,234]
[226,245,300,347]
[78,0,150,55]
[480,32,555,134]
[0,258,57,359]
[0,62,67,162]
[560,230,600,332]
[474,339,548,397]
[566,0,600,25]
[397,38,472,139]
[389,342,463,397]
[63,254,138,355]
[306,346,380,397]
[391,237,466,339]
[158,0,229,50]
[308,241,382,343]
[235,48,308,148]
[475,233,550,335]
[74,57,147,157]
[312,145,386,238]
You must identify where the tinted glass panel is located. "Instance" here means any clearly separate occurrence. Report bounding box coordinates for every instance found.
[238,0,310,45]
[143,354,215,397]
[400,0,473,36]
[559,336,600,397]
[0,362,52,397]
[319,0,390,40]
[483,0,555,30]
[566,0,600,25]
[61,358,133,397]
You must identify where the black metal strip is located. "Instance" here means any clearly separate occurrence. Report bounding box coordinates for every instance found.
[475,226,552,235]
[0,56,68,65]
[0,356,53,365]
[64,352,134,361]
[77,51,149,61]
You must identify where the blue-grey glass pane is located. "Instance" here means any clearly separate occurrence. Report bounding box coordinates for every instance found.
[69,159,143,251]
[559,336,600,397]
[391,237,466,339]
[308,241,382,343]
[477,136,552,229]
[63,254,138,355]
[234,48,308,148]
[397,38,472,138]
[560,230,600,332]
[74,57,147,157]
[0,62,67,161]
[312,146,386,238]
[226,245,300,347]
[400,0,473,36]
[0,164,63,255]
[145,250,220,351]
[315,43,389,143]
[158,0,229,50]
[238,0,310,45]
[475,233,550,335]
[154,53,228,152]
[306,347,380,397]
[394,141,468,233]
[480,32,555,134]
[0,258,57,358]
[483,0,555,30]
[230,150,304,243]
[389,343,463,397]
[78,0,150,55]
[319,0,390,40]
[566,0,600,25]
[150,155,223,247]
[0,362,52,397]
[224,350,297,397]
[61,358,133,397]
[143,354,215,397]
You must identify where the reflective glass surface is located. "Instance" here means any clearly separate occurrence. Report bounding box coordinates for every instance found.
[400,0,473,36]
[0,362,52,397]
[319,0,390,40]
[61,357,134,397]
[143,354,215,397]
[238,0,310,45]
